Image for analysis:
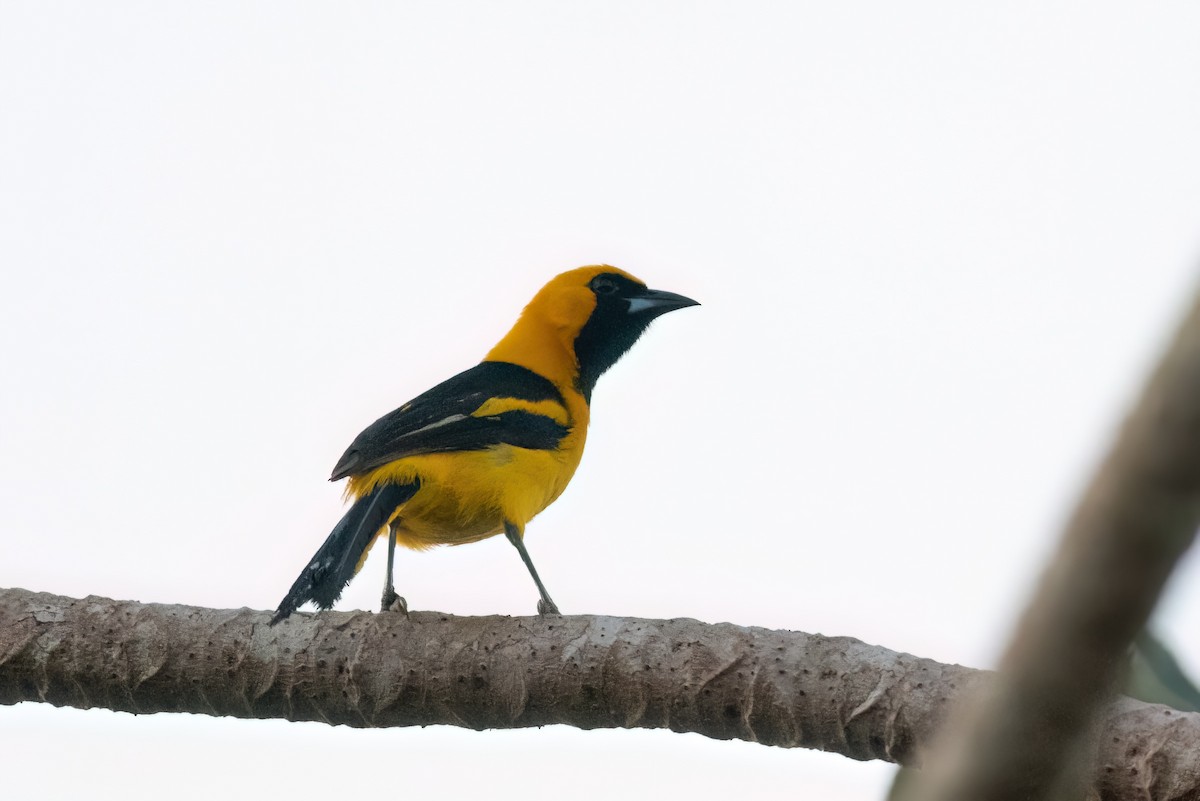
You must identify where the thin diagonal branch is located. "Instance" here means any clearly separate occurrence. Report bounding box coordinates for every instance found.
[922,288,1200,800]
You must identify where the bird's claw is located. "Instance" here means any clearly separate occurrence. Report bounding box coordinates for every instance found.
[537,599,561,616]
[381,589,408,616]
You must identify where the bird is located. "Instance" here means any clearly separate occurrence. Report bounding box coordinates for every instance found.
[269,265,698,624]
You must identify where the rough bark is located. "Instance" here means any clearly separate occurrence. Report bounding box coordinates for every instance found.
[2,587,1199,799]
[921,289,1200,801]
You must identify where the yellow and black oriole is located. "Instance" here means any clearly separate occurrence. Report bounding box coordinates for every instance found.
[270,266,697,624]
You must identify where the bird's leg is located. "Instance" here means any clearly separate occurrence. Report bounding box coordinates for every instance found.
[380,520,408,615]
[504,520,560,615]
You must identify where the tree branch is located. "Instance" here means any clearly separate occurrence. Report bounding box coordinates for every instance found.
[921,288,1200,800]
[2,587,1199,798]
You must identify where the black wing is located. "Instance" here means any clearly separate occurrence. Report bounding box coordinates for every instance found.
[330,361,571,480]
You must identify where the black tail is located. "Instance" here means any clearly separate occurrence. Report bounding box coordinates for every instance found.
[270,481,419,625]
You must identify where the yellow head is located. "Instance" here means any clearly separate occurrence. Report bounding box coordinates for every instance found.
[486,265,698,401]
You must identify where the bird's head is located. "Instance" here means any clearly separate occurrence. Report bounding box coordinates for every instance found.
[490,265,698,401]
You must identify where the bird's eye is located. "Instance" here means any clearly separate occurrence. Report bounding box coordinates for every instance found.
[593,278,618,296]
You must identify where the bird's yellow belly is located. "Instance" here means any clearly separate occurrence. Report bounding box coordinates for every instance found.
[346,443,582,551]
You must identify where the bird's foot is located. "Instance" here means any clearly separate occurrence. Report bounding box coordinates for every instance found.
[537,598,561,616]
[381,588,408,616]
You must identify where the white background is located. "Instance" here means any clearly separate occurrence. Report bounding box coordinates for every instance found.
[3,3,1200,799]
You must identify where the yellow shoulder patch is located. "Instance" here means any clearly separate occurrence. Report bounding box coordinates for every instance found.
[471,396,570,426]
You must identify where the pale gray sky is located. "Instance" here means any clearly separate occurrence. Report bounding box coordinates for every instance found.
[3,3,1200,799]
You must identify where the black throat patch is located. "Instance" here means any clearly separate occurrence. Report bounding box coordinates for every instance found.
[572,273,657,403]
